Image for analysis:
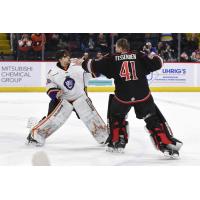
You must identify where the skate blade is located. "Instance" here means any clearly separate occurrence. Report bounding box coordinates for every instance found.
[106,146,115,152]
[25,140,44,147]
[163,151,180,159]
[116,148,125,153]
[106,146,124,153]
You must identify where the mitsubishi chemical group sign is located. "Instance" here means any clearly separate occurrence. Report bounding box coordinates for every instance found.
[0,62,41,86]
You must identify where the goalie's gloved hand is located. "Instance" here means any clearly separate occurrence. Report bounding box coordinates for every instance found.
[47,88,63,101]
[56,90,63,99]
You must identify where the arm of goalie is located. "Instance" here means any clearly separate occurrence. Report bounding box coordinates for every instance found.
[72,94,108,144]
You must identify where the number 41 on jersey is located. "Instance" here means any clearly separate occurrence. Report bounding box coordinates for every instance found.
[119,61,138,81]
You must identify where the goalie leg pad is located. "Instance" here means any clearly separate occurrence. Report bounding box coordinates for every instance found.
[155,104,183,151]
[30,99,73,145]
[106,94,130,150]
[145,114,182,152]
[107,117,129,149]
[73,94,108,144]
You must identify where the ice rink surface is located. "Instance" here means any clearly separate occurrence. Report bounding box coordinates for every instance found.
[0,92,200,166]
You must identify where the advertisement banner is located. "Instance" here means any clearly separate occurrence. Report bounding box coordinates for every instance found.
[147,63,198,87]
[0,61,200,91]
[197,65,200,86]
[0,62,41,87]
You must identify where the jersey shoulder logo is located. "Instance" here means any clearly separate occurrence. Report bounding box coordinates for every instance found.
[64,76,75,90]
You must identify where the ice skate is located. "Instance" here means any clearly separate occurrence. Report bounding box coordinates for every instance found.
[26,131,45,147]
[116,147,125,153]
[106,145,125,153]
[160,143,180,159]
[163,149,180,159]
[26,132,39,146]
[106,136,126,153]
[115,136,126,153]
[106,143,115,152]
[162,138,182,159]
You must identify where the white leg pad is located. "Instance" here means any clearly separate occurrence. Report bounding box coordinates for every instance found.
[31,99,73,144]
[73,95,108,144]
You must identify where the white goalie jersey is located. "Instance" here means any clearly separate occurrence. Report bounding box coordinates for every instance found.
[47,63,92,101]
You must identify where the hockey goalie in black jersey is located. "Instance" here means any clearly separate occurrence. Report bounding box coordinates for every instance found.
[81,38,183,158]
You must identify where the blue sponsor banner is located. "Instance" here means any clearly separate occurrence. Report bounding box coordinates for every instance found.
[147,63,198,86]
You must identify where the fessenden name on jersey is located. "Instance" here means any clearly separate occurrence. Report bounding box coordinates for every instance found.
[115,53,136,61]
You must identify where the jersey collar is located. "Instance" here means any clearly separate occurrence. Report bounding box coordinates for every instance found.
[56,62,70,71]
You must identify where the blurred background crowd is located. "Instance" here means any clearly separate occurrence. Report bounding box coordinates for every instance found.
[0,33,199,62]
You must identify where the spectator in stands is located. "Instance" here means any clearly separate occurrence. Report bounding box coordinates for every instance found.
[191,50,200,62]
[80,34,89,52]
[66,34,79,52]
[96,33,109,52]
[45,33,60,51]
[18,33,32,60]
[181,34,189,54]
[157,42,164,55]
[96,51,103,60]
[83,52,89,60]
[180,52,190,62]
[144,33,159,47]
[195,51,200,61]
[160,33,178,60]
[157,42,175,61]
[143,42,157,54]
[80,34,96,52]
[31,33,46,60]
[186,33,199,55]
[88,34,95,51]
[57,34,68,50]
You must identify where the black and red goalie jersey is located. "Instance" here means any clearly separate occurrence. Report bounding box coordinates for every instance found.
[82,51,163,102]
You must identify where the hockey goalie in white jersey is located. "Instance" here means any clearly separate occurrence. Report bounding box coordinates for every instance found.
[26,50,108,146]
